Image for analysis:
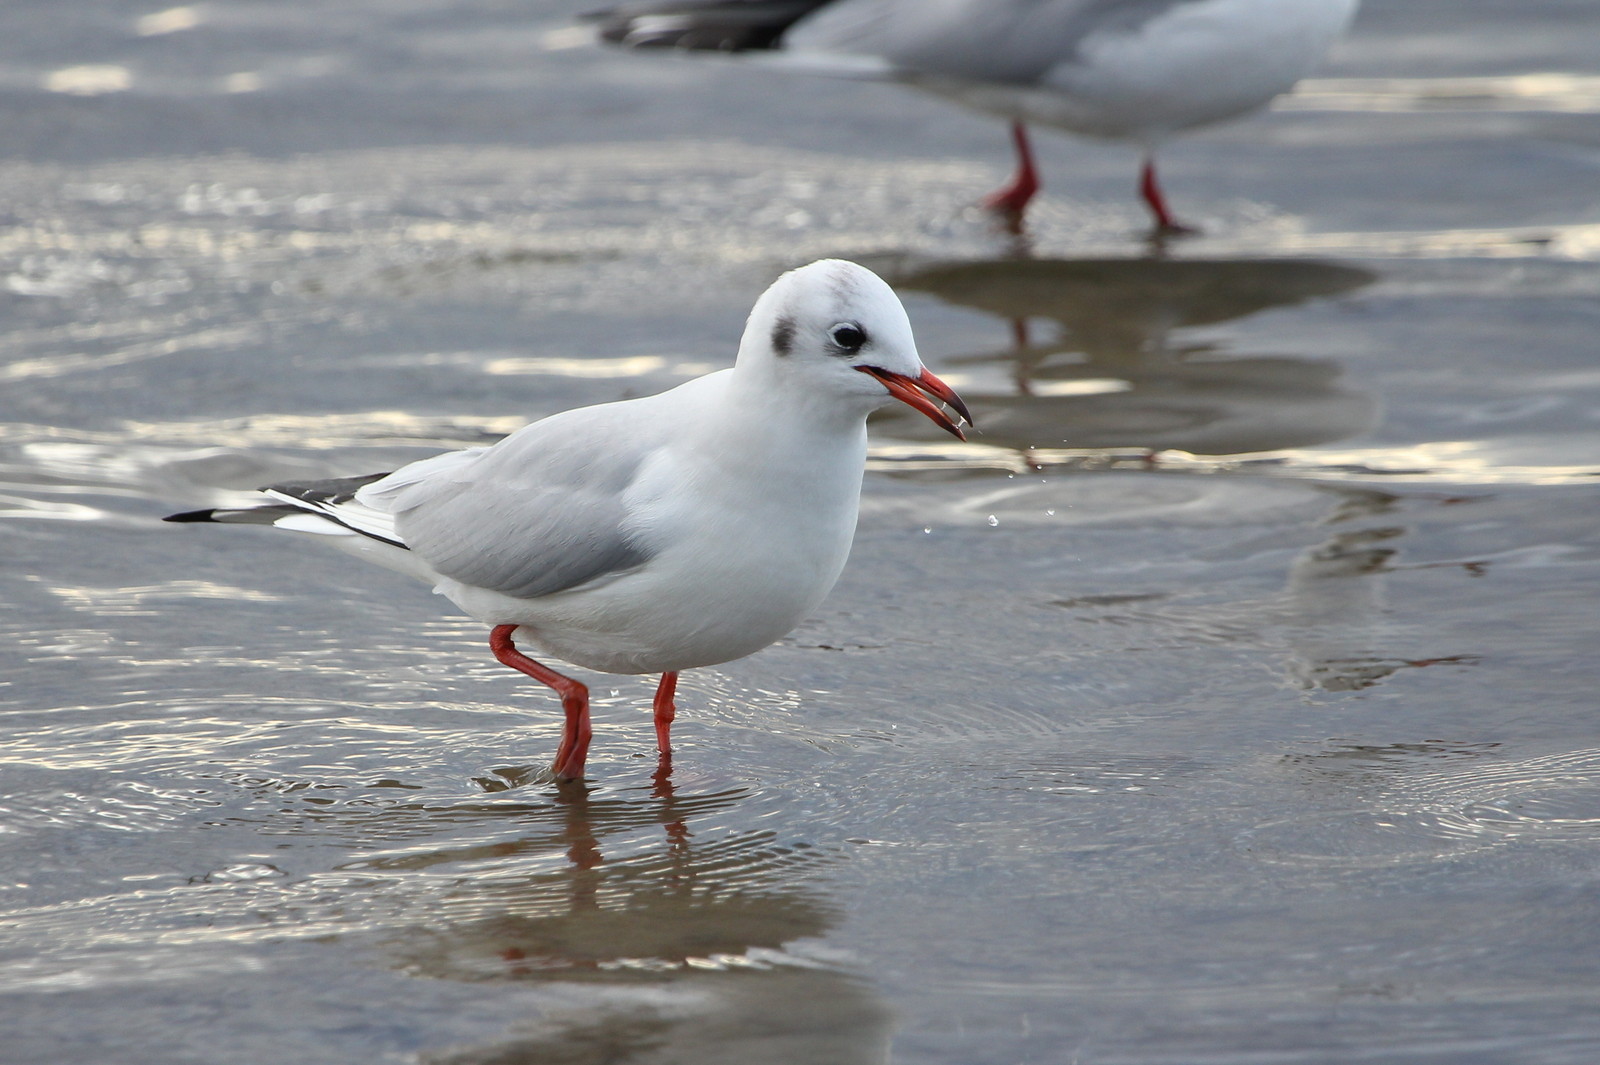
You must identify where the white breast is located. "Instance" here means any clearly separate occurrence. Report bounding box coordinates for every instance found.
[437,402,870,676]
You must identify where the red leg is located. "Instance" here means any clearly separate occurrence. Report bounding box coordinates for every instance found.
[652,670,679,754]
[489,624,591,781]
[1010,317,1031,352]
[1139,155,1196,236]
[981,121,1041,234]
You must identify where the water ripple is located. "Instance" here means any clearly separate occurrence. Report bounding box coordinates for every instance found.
[0,759,842,989]
[1241,744,1600,867]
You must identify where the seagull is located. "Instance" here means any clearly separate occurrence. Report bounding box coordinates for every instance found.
[587,0,1361,233]
[165,260,971,782]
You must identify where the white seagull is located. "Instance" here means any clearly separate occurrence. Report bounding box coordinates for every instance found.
[588,0,1361,233]
[166,260,971,782]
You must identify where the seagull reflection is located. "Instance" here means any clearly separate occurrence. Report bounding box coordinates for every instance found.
[1281,491,1480,693]
[361,767,892,1065]
[880,256,1377,460]
[1037,485,1479,694]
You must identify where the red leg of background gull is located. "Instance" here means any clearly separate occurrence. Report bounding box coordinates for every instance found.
[652,670,679,754]
[1139,155,1195,235]
[489,624,592,781]
[981,121,1041,233]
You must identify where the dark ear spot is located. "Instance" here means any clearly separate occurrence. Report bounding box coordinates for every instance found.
[770,315,797,357]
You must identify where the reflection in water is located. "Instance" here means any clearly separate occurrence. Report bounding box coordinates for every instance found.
[374,763,893,1065]
[423,964,889,1065]
[881,257,1376,459]
[1280,488,1482,693]
[1282,522,1407,692]
[1039,485,1480,695]
[1266,487,1479,693]
[1278,487,1411,693]
[0,753,891,1061]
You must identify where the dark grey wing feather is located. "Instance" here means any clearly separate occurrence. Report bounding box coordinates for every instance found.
[588,0,835,51]
[269,473,389,507]
[165,472,406,546]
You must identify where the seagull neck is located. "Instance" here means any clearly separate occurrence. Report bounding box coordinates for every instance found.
[726,359,872,436]
[704,360,871,466]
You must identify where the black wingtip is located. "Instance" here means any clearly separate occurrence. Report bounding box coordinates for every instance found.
[163,509,219,523]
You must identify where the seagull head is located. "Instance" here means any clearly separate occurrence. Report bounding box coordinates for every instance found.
[738,259,973,440]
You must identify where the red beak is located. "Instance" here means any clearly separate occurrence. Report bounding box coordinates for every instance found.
[855,365,974,441]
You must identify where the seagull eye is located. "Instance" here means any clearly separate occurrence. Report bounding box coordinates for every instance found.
[829,323,867,353]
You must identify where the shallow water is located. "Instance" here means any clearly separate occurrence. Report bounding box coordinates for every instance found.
[5,1,1600,1062]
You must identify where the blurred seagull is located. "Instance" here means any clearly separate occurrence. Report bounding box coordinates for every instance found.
[166,260,969,783]
[587,0,1361,233]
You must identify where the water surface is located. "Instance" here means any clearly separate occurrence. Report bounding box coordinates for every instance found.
[4,1,1600,1062]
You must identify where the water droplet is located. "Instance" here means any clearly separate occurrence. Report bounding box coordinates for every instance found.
[987,515,999,527]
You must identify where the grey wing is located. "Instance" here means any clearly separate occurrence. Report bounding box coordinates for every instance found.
[589,0,836,51]
[379,412,660,600]
[789,0,1210,85]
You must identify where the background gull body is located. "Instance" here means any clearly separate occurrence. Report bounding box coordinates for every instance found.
[591,0,1362,232]
[164,259,970,782]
